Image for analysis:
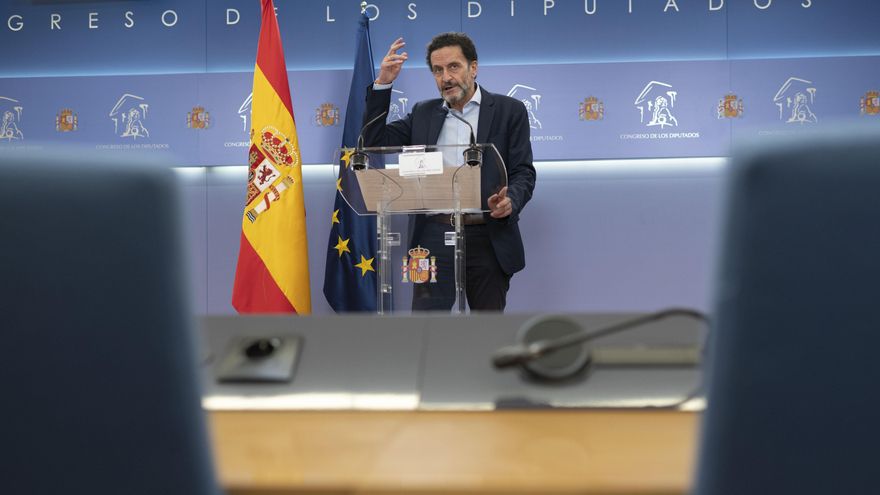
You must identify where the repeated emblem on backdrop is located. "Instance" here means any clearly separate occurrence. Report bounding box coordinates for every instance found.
[8,72,880,157]
[579,96,604,121]
[244,126,298,223]
[635,81,679,128]
[860,91,879,116]
[389,89,408,122]
[187,106,211,129]
[401,246,437,284]
[774,77,818,124]
[1,97,24,140]
[314,103,340,127]
[56,108,78,132]
[508,84,543,129]
[717,94,744,119]
[238,93,253,133]
[109,93,150,139]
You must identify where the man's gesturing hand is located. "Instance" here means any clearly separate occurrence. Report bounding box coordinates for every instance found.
[488,186,513,219]
[375,37,408,85]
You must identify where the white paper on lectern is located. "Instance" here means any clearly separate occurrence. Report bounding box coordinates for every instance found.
[399,151,443,177]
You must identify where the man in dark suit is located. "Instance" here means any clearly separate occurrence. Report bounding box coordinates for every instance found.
[363,32,536,312]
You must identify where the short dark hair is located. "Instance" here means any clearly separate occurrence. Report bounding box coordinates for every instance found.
[425,32,478,68]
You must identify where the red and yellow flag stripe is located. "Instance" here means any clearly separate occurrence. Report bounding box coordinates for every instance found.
[232,0,311,314]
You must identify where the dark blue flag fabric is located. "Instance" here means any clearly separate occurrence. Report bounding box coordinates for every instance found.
[322,14,379,312]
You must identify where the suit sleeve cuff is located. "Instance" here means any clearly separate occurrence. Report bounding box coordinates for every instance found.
[372,82,393,90]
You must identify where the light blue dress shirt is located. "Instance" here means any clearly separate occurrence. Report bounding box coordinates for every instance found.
[437,85,481,166]
[373,83,482,165]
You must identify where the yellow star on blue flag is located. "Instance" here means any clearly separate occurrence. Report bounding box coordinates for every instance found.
[354,255,375,276]
[334,236,351,257]
[341,148,355,169]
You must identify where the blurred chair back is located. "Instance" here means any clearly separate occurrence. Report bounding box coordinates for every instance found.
[0,151,218,495]
[694,131,880,495]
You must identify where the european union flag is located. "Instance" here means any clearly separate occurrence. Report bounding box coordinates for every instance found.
[322,14,378,312]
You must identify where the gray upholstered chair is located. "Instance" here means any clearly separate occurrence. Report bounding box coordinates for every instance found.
[0,151,219,495]
[694,130,880,495]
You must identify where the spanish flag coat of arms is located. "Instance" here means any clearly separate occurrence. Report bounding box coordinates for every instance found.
[232,0,311,314]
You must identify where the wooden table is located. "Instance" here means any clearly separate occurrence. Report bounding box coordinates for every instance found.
[210,409,698,495]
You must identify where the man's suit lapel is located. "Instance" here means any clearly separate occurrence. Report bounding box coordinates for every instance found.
[476,87,497,210]
[427,104,446,145]
[477,87,495,144]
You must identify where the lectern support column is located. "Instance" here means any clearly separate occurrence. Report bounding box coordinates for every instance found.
[376,197,392,315]
[453,180,465,314]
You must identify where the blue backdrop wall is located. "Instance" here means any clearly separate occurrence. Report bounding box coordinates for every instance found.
[2,1,878,164]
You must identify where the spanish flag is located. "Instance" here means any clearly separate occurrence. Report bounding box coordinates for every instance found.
[231,0,311,314]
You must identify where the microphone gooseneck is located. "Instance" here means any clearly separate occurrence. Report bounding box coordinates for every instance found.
[351,110,388,170]
[491,308,709,370]
[447,108,482,167]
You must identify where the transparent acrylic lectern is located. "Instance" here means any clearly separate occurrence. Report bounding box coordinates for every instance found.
[333,144,507,315]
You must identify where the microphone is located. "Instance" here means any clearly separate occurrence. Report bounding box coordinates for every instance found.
[492,308,708,381]
[492,342,544,369]
[447,109,482,167]
[350,110,388,171]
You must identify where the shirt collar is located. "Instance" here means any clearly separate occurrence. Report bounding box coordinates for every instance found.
[442,84,482,112]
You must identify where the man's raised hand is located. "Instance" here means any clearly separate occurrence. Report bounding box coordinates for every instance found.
[376,37,408,85]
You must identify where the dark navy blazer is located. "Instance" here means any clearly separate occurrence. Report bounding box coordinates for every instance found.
[362,85,536,275]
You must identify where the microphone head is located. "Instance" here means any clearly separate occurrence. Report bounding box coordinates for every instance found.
[350,151,369,171]
[447,108,480,166]
[463,146,482,167]
[491,344,533,369]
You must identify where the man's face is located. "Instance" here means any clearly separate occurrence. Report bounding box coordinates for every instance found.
[429,45,477,111]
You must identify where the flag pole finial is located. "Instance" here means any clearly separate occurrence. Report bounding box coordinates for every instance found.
[360,2,367,14]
